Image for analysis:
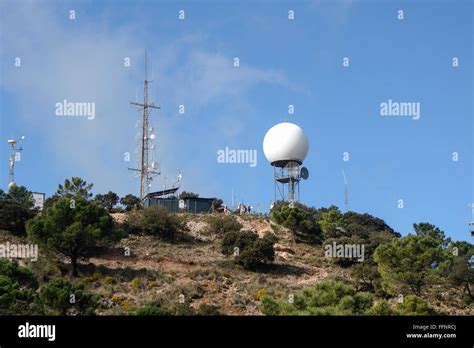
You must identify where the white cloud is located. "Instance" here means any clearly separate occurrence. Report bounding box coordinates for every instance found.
[0,1,301,197]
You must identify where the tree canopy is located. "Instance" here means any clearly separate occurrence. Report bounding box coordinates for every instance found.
[94,191,119,211]
[120,194,141,211]
[56,177,94,199]
[0,185,37,235]
[271,201,323,244]
[179,191,199,200]
[374,234,444,296]
[26,196,113,276]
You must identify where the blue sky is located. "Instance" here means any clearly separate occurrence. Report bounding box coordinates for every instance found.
[0,0,472,241]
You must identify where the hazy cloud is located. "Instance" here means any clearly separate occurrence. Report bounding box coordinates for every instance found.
[0,1,300,197]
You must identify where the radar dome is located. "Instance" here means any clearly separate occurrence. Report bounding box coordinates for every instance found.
[263,122,309,167]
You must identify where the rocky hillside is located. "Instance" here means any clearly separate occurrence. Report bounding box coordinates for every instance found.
[1,210,472,316]
[87,213,340,315]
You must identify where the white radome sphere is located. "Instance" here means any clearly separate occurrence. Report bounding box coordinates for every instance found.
[263,122,309,166]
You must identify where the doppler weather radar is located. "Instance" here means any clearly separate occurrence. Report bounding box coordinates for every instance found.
[263,121,309,203]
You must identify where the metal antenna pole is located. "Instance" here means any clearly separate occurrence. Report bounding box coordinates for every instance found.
[469,203,474,234]
[129,51,160,201]
[342,170,349,212]
[8,142,15,185]
[7,137,23,188]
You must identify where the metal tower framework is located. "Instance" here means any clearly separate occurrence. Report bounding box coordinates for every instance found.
[129,51,160,201]
[7,137,23,187]
[273,161,301,203]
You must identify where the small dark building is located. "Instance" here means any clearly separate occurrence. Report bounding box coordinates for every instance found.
[143,188,214,214]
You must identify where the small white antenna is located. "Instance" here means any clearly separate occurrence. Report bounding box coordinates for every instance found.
[468,203,474,237]
[7,135,25,188]
[176,169,182,185]
[342,169,348,212]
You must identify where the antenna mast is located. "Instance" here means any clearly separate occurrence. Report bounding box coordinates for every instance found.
[7,136,24,188]
[342,169,348,212]
[469,203,474,237]
[129,51,160,201]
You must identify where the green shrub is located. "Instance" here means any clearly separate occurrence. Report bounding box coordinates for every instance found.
[261,279,373,315]
[0,260,41,315]
[238,234,276,270]
[261,295,281,315]
[39,279,97,315]
[104,276,115,285]
[221,230,258,256]
[127,205,187,240]
[271,202,323,244]
[134,305,170,316]
[84,273,101,283]
[351,262,385,296]
[131,277,142,291]
[207,215,242,235]
[368,300,397,315]
[0,259,38,289]
[196,303,222,316]
[221,231,276,270]
[396,295,435,315]
[0,275,38,315]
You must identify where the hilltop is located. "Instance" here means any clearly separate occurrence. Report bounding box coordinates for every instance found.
[1,207,471,316]
[0,180,472,316]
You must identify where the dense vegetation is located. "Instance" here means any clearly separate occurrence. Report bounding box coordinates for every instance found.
[261,279,374,315]
[0,177,472,316]
[0,186,37,235]
[271,201,323,244]
[126,205,187,240]
[221,230,277,270]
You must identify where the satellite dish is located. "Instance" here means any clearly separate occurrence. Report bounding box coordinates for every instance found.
[150,133,156,140]
[300,167,309,180]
